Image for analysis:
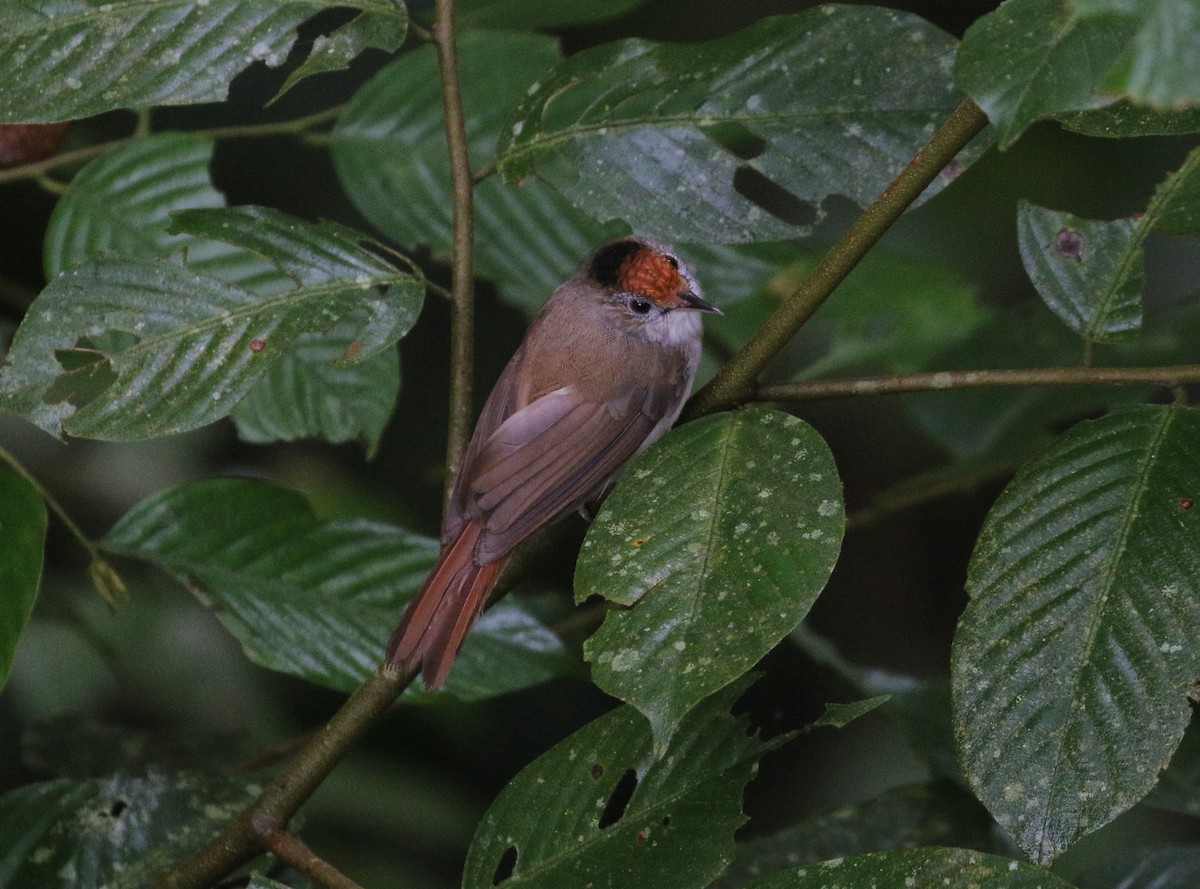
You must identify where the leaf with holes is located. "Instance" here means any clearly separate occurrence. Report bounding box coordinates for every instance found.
[1016,201,1144,343]
[331,30,624,314]
[0,467,45,692]
[576,407,844,750]
[740,847,1079,889]
[0,770,262,886]
[102,478,574,697]
[955,0,1134,148]
[463,678,772,889]
[0,206,422,440]
[496,7,984,244]
[0,0,406,123]
[952,405,1200,863]
[1071,0,1200,107]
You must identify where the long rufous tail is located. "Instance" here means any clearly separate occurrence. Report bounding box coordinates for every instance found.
[386,518,508,690]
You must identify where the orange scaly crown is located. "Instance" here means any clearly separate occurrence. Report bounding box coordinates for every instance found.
[617,247,689,308]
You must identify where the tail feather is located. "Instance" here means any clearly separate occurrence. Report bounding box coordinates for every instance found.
[386,519,508,690]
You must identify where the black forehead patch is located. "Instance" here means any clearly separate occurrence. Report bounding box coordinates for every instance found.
[589,239,643,288]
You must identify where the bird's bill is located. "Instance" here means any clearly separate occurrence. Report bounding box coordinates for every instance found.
[680,291,722,314]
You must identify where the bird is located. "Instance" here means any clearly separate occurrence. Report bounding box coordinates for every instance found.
[385,237,720,690]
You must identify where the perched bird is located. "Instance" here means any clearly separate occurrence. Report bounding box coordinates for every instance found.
[387,237,720,689]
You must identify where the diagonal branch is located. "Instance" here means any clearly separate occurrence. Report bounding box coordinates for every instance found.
[156,666,414,888]
[683,97,990,421]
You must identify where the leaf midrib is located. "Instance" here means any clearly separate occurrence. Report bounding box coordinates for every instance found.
[93,264,406,364]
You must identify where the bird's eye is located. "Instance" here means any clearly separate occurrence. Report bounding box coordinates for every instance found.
[663,254,679,270]
[629,296,653,315]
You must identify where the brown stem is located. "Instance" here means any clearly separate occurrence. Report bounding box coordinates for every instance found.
[433,0,477,511]
[684,98,990,420]
[0,105,345,186]
[754,364,1200,402]
[263,828,366,889]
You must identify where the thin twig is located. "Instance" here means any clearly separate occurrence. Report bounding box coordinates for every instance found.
[433,0,476,509]
[0,105,346,186]
[263,828,366,889]
[684,98,990,420]
[754,364,1200,403]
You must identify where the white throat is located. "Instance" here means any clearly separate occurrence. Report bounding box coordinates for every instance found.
[642,307,703,347]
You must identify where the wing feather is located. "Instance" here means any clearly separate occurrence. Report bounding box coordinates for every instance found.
[467,382,676,562]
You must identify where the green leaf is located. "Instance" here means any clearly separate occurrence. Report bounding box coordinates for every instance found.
[709,783,999,889]
[42,137,403,452]
[1057,102,1200,137]
[1014,145,1200,344]
[273,2,409,101]
[44,132,230,279]
[1072,0,1200,107]
[739,847,1079,889]
[0,770,262,887]
[955,0,1133,148]
[1016,201,1143,343]
[497,7,983,243]
[953,406,1200,863]
[1,206,422,440]
[229,312,399,456]
[1148,142,1200,237]
[102,478,574,698]
[42,132,284,288]
[0,467,46,692]
[331,30,624,314]
[457,0,648,30]
[247,876,297,889]
[810,696,890,730]
[576,407,844,749]
[0,0,406,123]
[1075,845,1200,889]
[462,678,771,889]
